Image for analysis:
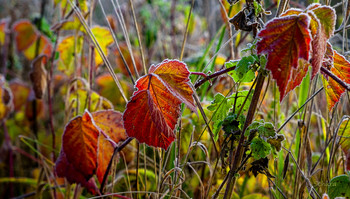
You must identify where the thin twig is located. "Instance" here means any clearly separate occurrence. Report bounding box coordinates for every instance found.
[277,87,324,133]
[68,0,128,102]
[321,66,350,91]
[98,0,135,85]
[179,0,195,61]
[129,0,147,75]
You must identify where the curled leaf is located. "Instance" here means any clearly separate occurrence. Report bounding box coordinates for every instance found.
[30,55,47,99]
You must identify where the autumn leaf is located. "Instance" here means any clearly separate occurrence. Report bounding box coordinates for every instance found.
[57,35,83,76]
[60,111,100,179]
[337,118,350,171]
[68,88,113,116]
[23,35,52,60]
[12,20,38,51]
[123,60,195,149]
[257,13,312,100]
[0,18,9,46]
[91,26,113,66]
[322,50,350,111]
[113,42,142,76]
[30,55,47,99]
[0,76,13,121]
[284,59,310,98]
[55,150,99,195]
[148,60,196,113]
[92,110,127,183]
[9,81,30,111]
[56,110,127,193]
[96,73,132,106]
[123,80,181,149]
[307,5,336,79]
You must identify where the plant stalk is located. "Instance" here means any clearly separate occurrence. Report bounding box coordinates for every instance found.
[223,71,266,199]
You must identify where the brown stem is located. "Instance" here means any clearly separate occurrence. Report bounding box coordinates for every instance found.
[320,66,350,91]
[223,72,266,199]
[194,66,236,89]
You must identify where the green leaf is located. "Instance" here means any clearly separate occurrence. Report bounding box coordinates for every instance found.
[213,120,224,141]
[328,175,350,199]
[222,113,245,135]
[207,93,231,121]
[257,122,275,137]
[227,56,257,83]
[251,137,271,160]
[228,90,253,114]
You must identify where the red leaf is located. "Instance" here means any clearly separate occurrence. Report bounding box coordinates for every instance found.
[92,110,127,184]
[307,5,336,79]
[124,82,180,149]
[123,59,195,149]
[322,50,350,111]
[284,59,310,96]
[55,150,99,195]
[12,20,38,51]
[61,110,100,179]
[257,14,312,100]
[148,60,196,113]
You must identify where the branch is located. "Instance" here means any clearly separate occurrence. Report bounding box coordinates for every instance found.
[193,66,236,89]
[320,66,350,91]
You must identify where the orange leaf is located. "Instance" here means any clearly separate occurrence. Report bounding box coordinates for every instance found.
[284,59,310,97]
[13,20,38,51]
[322,50,350,111]
[149,59,196,113]
[257,14,312,100]
[9,81,30,111]
[307,5,336,79]
[92,110,127,183]
[61,110,100,179]
[23,35,52,60]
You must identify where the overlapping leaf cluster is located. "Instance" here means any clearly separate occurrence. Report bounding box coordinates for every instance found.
[257,4,350,110]
[55,110,127,194]
[123,60,196,149]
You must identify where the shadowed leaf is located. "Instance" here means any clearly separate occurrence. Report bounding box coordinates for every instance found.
[61,111,99,179]
[30,55,47,99]
[13,20,38,51]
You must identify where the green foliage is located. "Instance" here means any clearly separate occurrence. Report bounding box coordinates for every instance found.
[250,137,271,160]
[328,174,350,199]
[226,55,257,83]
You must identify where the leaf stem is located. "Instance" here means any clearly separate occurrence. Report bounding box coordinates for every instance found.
[194,66,236,89]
